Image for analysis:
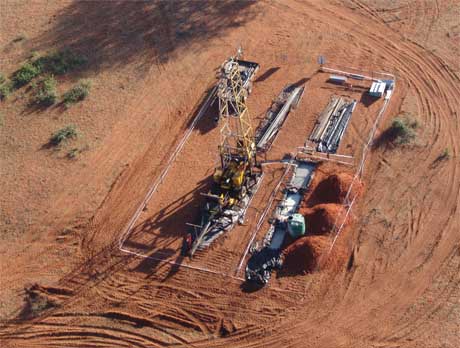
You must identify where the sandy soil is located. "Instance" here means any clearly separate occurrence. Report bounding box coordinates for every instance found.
[0,1,459,347]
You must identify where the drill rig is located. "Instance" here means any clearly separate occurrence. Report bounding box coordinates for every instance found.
[184,51,262,257]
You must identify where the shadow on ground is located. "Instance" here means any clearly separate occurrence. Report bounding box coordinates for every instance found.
[123,176,214,279]
[255,67,280,82]
[33,0,258,73]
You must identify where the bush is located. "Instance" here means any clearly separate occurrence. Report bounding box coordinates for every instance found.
[12,62,42,87]
[67,148,80,159]
[32,76,57,106]
[0,73,5,84]
[50,125,78,146]
[35,50,87,75]
[388,117,417,144]
[62,80,91,107]
[10,50,86,89]
[0,82,13,100]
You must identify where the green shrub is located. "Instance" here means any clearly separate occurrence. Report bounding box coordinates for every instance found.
[388,117,417,144]
[50,125,78,146]
[12,62,42,87]
[36,50,87,75]
[0,82,13,100]
[67,148,80,159]
[0,73,5,84]
[62,80,91,107]
[32,76,57,106]
[10,50,86,89]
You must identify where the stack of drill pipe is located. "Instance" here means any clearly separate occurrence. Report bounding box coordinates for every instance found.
[315,99,356,153]
[256,86,304,150]
[326,101,356,152]
[310,97,340,142]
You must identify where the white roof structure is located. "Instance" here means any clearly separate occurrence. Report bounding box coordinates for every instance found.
[369,81,386,97]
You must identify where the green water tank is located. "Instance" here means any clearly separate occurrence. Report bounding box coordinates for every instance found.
[287,213,306,239]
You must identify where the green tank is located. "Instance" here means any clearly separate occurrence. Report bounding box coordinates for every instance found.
[287,213,306,239]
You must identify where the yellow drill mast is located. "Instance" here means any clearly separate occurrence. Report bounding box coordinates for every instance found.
[217,54,256,171]
[183,51,261,257]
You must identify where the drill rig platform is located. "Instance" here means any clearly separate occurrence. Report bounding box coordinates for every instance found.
[183,52,262,257]
[209,55,259,122]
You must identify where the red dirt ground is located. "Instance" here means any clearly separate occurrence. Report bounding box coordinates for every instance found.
[1,1,459,347]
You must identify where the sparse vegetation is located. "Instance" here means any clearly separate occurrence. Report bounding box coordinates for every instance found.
[67,148,80,159]
[50,125,78,146]
[0,73,5,84]
[10,50,87,89]
[34,49,87,75]
[32,76,57,106]
[12,62,42,87]
[387,116,418,144]
[0,81,13,100]
[62,80,91,107]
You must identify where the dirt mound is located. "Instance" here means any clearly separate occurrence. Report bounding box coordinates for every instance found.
[282,233,349,275]
[312,172,362,204]
[299,203,346,235]
[282,236,331,274]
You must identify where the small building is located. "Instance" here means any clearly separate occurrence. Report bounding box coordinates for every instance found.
[328,75,347,85]
[369,81,386,97]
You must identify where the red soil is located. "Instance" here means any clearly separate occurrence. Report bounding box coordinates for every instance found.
[282,235,329,274]
[311,172,363,204]
[282,234,349,275]
[299,203,347,235]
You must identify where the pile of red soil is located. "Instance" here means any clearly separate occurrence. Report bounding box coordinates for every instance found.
[299,203,346,235]
[311,172,362,204]
[282,235,330,274]
[282,234,350,274]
